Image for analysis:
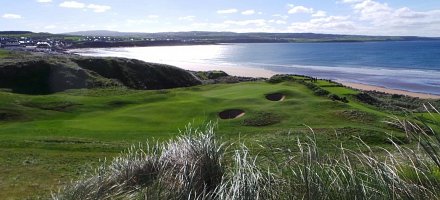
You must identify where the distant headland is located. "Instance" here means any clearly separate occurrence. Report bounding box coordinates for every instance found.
[1,30,440,51]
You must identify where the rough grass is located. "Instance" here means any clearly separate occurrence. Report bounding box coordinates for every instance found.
[53,106,440,199]
[0,80,437,199]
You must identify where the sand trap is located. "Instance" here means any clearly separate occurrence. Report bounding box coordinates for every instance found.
[265,93,286,101]
[219,109,245,119]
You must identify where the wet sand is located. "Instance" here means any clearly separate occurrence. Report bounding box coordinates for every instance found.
[338,81,440,99]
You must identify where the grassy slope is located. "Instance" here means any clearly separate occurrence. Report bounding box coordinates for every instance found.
[0,80,407,199]
[0,50,10,58]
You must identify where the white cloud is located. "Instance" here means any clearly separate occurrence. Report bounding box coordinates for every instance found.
[59,1,85,9]
[288,5,314,14]
[273,14,289,20]
[179,16,196,21]
[269,20,287,25]
[59,1,111,13]
[2,13,22,19]
[224,19,267,27]
[340,0,363,3]
[36,0,52,3]
[342,0,440,36]
[312,10,327,17]
[44,25,56,29]
[126,18,158,24]
[87,4,111,13]
[288,16,355,33]
[147,15,159,19]
[217,9,238,14]
[241,10,256,15]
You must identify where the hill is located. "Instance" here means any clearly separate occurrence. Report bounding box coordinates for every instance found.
[0,53,201,94]
[65,30,440,42]
[1,70,439,198]
[0,53,439,199]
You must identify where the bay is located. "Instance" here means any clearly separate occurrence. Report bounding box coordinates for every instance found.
[70,41,440,95]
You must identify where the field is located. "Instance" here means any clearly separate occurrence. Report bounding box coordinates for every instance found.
[0,79,429,199]
[0,50,10,58]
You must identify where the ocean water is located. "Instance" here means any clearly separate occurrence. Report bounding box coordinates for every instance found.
[71,41,440,95]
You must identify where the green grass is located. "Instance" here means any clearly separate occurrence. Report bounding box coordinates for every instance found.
[53,116,440,200]
[0,49,10,58]
[0,81,415,199]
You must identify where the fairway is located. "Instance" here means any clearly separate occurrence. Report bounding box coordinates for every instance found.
[0,80,409,199]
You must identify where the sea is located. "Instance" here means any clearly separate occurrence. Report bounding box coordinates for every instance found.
[70,41,440,95]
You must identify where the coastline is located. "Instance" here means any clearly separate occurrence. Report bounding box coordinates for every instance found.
[192,64,440,99]
[194,63,440,99]
[70,47,440,99]
[337,81,440,99]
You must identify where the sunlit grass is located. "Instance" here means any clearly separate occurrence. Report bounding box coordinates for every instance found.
[54,105,440,199]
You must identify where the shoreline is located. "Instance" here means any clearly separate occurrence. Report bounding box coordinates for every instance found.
[198,65,440,99]
[336,81,440,99]
[70,48,440,99]
[198,64,440,99]
[189,63,440,99]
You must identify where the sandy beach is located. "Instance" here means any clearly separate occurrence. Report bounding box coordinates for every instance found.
[202,63,440,99]
[71,47,440,100]
[205,64,440,99]
[338,81,440,99]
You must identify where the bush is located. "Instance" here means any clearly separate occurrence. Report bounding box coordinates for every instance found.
[329,94,349,103]
[267,75,295,83]
[313,88,330,96]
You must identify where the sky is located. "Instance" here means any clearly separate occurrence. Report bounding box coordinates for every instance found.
[1,0,440,36]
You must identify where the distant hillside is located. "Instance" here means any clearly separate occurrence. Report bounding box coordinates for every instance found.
[0,54,201,94]
[0,31,33,35]
[64,30,440,42]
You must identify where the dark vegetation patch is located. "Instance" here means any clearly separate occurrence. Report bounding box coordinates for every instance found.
[218,109,245,119]
[35,139,93,144]
[21,101,81,112]
[242,112,282,126]
[267,74,296,83]
[71,57,201,90]
[194,70,229,80]
[320,83,344,88]
[194,70,265,84]
[328,94,349,103]
[0,53,201,94]
[335,110,376,123]
[155,89,170,94]
[265,93,285,101]
[107,100,135,108]
[355,91,440,112]
[0,109,24,121]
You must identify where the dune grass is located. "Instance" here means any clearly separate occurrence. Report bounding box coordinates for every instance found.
[0,80,435,199]
[53,105,440,199]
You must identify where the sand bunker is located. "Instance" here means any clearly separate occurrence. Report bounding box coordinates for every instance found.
[219,109,245,119]
[265,93,286,101]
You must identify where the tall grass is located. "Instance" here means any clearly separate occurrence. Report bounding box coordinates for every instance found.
[54,105,440,200]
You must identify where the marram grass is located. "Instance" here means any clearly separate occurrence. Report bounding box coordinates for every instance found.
[54,105,440,200]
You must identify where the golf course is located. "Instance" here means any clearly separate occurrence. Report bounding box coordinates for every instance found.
[0,52,439,199]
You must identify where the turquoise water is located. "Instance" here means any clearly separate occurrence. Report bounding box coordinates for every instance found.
[72,41,440,95]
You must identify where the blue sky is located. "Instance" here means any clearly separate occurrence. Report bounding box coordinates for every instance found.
[1,0,440,36]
